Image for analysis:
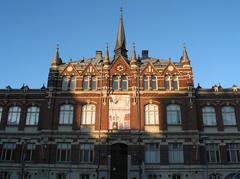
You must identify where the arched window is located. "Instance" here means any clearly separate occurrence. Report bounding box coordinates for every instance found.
[62,76,69,91]
[26,106,40,125]
[151,76,157,90]
[59,104,74,125]
[221,106,236,125]
[144,104,159,125]
[69,76,76,90]
[202,106,216,126]
[167,104,181,125]
[81,104,96,125]
[121,76,127,91]
[7,106,21,125]
[144,75,148,90]
[91,76,97,90]
[83,76,89,90]
[173,76,179,90]
[164,76,170,90]
[0,107,2,122]
[112,76,119,90]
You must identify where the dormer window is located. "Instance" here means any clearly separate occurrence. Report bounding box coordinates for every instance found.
[173,76,179,90]
[144,75,148,90]
[151,76,157,90]
[91,76,97,90]
[112,76,119,90]
[83,76,89,90]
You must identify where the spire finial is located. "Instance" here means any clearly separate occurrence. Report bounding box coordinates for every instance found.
[120,7,123,18]
[104,42,110,66]
[131,42,137,65]
[51,44,62,67]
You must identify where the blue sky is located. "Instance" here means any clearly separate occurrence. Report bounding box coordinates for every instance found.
[0,0,239,89]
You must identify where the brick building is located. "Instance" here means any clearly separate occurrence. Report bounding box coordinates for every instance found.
[0,11,240,179]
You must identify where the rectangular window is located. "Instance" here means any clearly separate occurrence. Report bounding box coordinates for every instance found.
[145,143,160,163]
[164,79,170,90]
[173,80,178,90]
[26,107,40,125]
[1,143,16,161]
[80,144,94,163]
[0,172,11,179]
[206,144,220,163]
[7,106,21,125]
[80,174,90,179]
[168,143,184,163]
[56,143,71,162]
[227,143,240,163]
[22,144,36,162]
[57,173,66,179]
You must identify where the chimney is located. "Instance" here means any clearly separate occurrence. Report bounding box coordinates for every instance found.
[96,51,102,59]
[142,50,148,59]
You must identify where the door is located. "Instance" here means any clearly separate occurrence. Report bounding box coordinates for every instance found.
[111,143,128,179]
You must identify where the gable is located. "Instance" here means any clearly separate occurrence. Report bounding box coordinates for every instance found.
[81,63,100,76]
[110,55,130,75]
[141,62,159,75]
[61,63,79,76]
[162,62,180,76]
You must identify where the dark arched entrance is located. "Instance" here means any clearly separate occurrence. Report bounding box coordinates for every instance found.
[111,143,128,179]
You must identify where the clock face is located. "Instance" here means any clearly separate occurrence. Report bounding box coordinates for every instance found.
[167,66,174,72]
[67,66,73,72]
[117,65,124,72]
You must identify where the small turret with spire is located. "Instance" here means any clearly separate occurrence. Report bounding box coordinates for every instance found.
[114,7,128,59]
[51,45,62,68]
[180,44,190,67]
[103,43,110,68]
[130,42,137,68]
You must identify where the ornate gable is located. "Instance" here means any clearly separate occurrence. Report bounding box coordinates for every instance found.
[141,62,159,75]
[61,63,79,76]
[110,55,130,75]
[81,63,100,76]
[162,62,180,76]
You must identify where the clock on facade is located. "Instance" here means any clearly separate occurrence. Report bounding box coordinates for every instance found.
[117,65,124,72]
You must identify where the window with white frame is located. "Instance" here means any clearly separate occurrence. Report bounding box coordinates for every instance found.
[0,107,3,122]
[164,76,170,90]
[69,76,77,90]
[112,75,119,90]
[221,106,236,125]
[151,76,157,90]
[168,143,184,163]
[144,75,148,90]
[172,174,181,179]
[1,143,16,161]
[22,143,36,162]
[81,104,96,125]
[202,106,216,126]
[80,174,90,179]
[83,76,89,90]
[91,76,97,90]
[227,143,240,163]
[145,143,160,163]
[56,143,71,162]
[7,106,21,125]
[79,143,94,163]
[167,104,181,125]
[209,174,221,179]
[206,144,220,163]
[121,75,127,91]
[173,76,179,90]
[26,106,40,125]
[144,104,159,125]
[59,104,74,125]
[62,76,69,91]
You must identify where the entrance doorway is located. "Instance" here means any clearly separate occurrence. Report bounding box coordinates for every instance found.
[111,143,128,179]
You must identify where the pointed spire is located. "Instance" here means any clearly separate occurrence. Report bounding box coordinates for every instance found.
[180,44,190,63]
[114,7,128,58]
[104,43,110,66]
[51,45,62,67]
[131,42,137,65]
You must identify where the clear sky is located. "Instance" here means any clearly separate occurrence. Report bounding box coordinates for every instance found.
[0,0,239,89]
